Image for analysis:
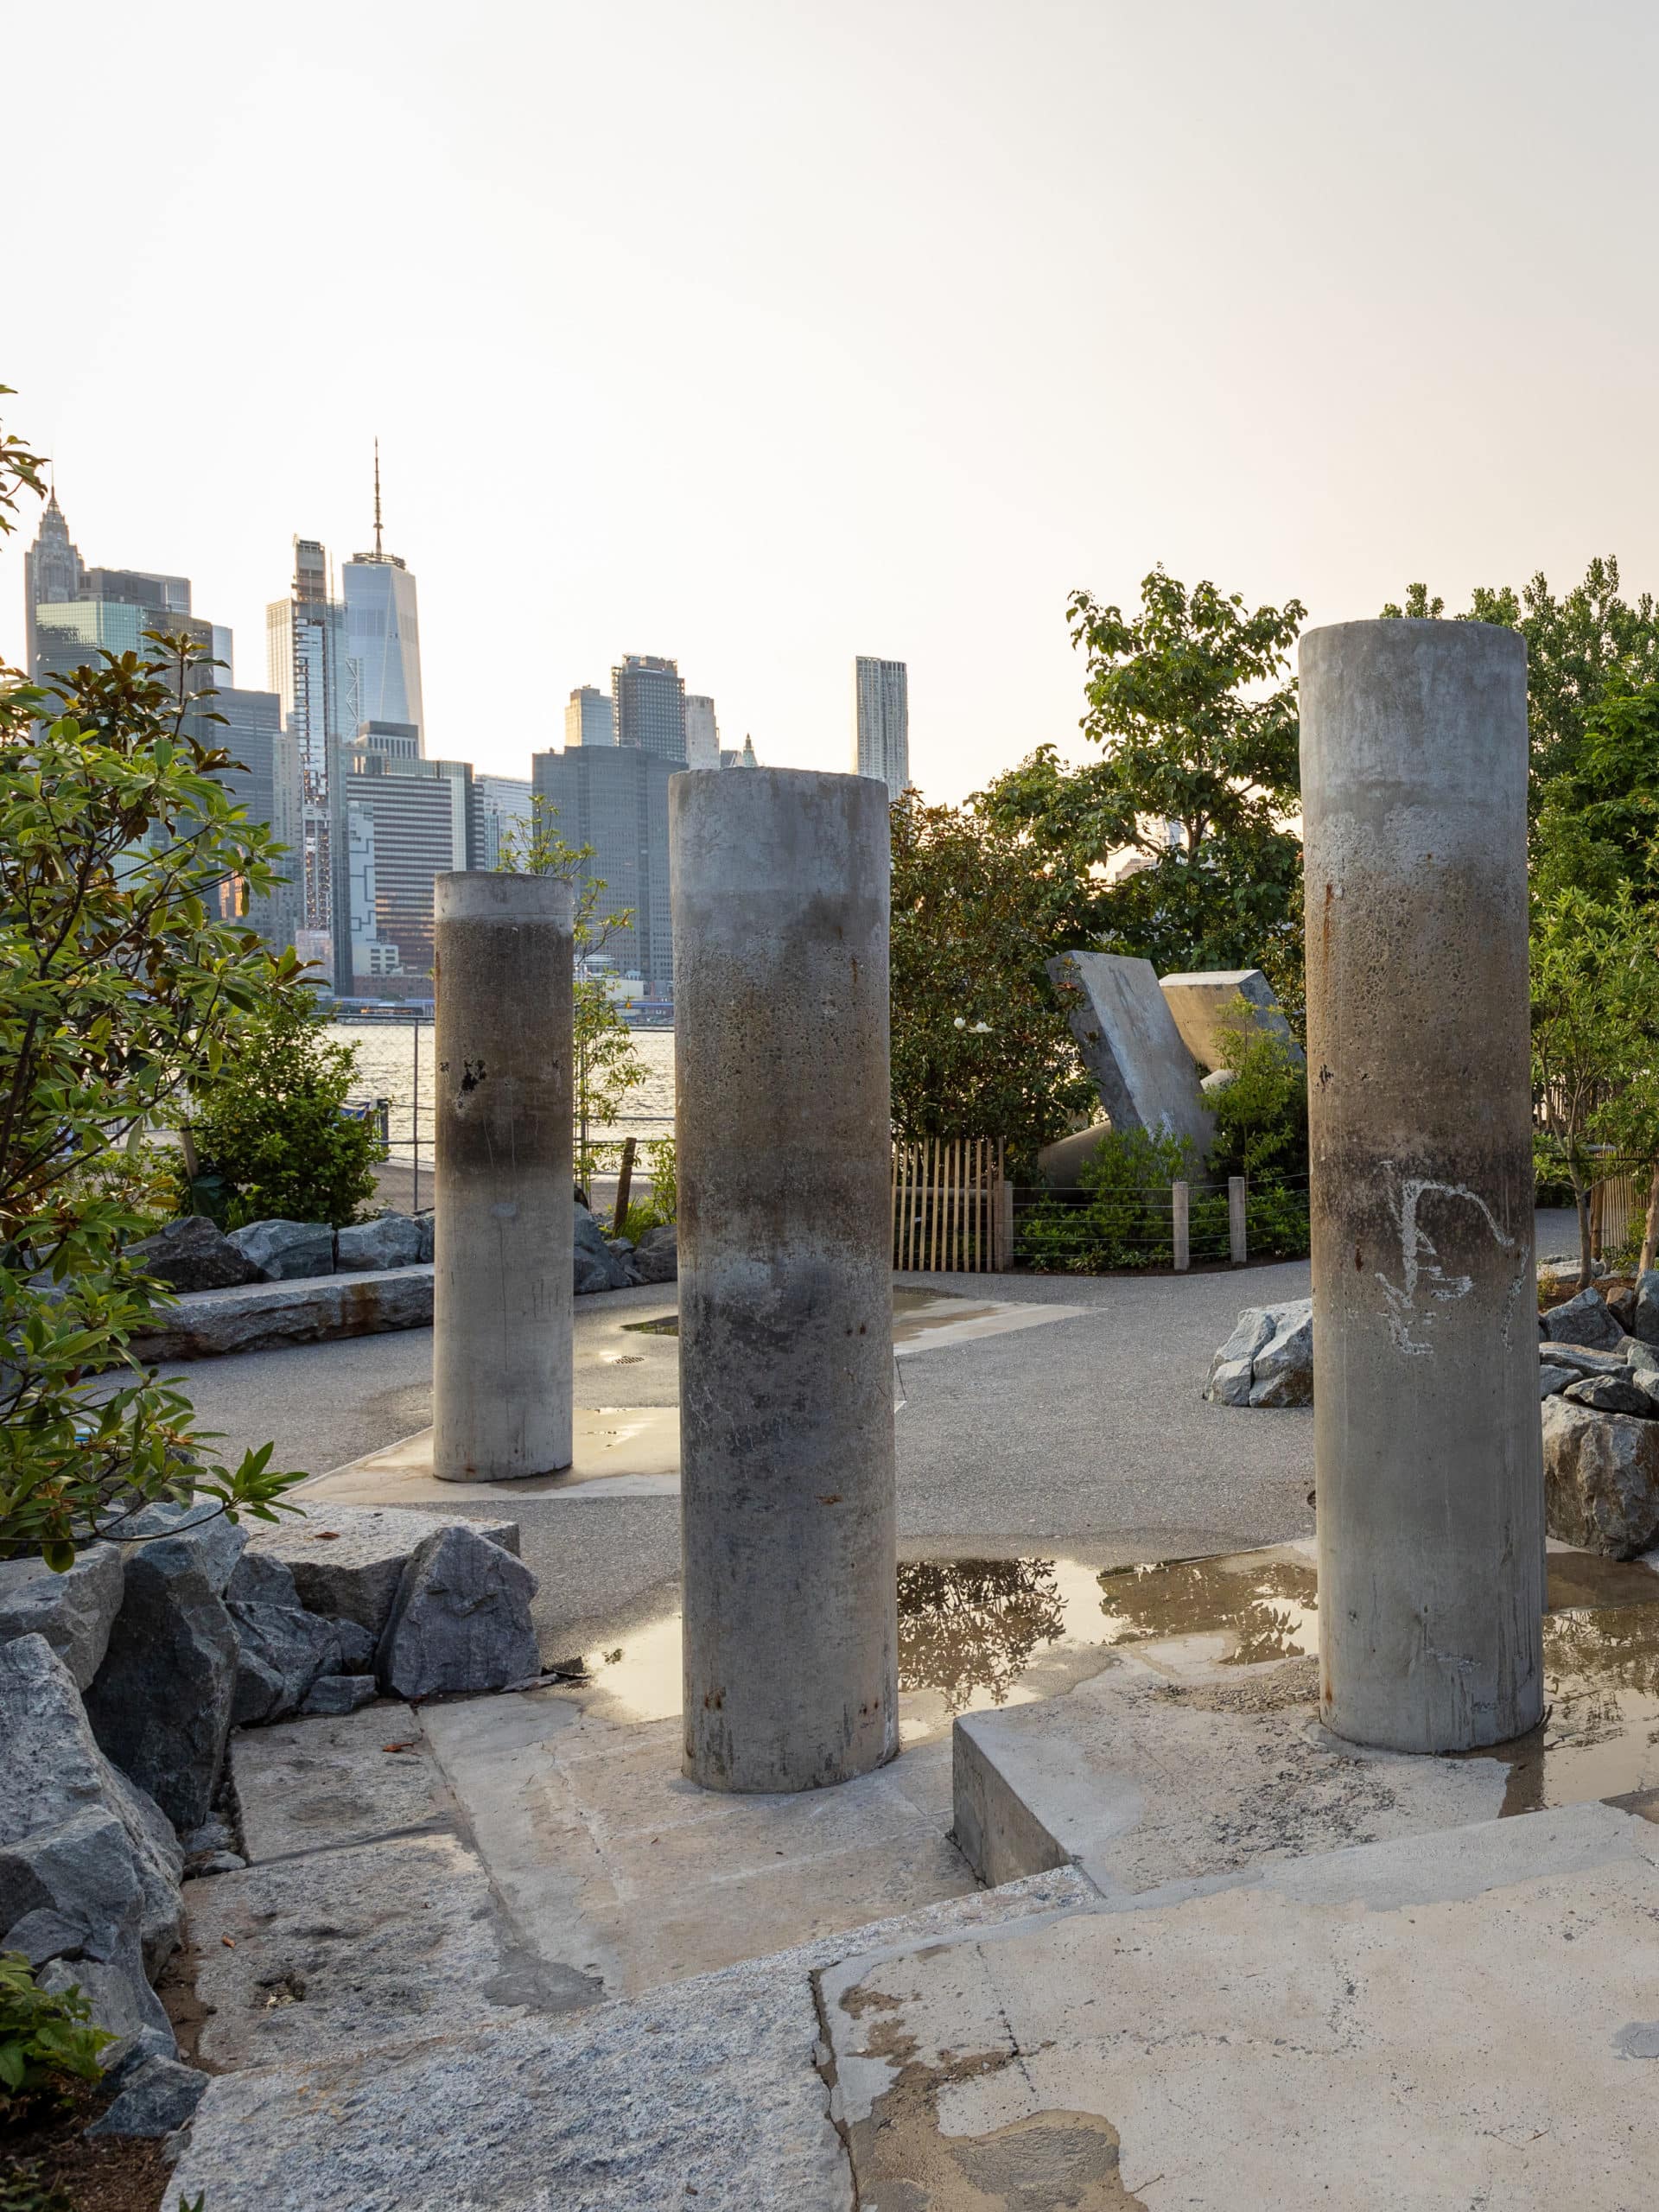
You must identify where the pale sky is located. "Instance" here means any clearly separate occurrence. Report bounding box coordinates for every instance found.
[6,0,1659,804]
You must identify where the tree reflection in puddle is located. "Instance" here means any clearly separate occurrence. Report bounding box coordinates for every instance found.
[896,1560,1068,1712]
[1094,1557,1319,1668]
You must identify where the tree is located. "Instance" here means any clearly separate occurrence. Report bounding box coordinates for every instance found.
[1382,557,1659,785]
[493,793,647,1175]
[979,567,1307,1017]
[188,990,384,1226]
[887,791,1094,1167]
[1530,880,1659,1287]
[1,396,303,1563]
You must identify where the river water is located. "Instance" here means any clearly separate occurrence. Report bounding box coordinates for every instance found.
[335,1022,676,1158]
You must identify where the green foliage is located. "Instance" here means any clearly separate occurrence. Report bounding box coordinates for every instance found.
[1531,882,1659,1286]
[0,1952,111,2113]
[1382,556,1659,787]
[0,2157,73,2212]
[888,791,1093,1167]
[1203,1003,1309,1184]
[0,402,308,1566]
[980,567,1306,1016]
[189,991,382,1228]
[493,793,647,1174]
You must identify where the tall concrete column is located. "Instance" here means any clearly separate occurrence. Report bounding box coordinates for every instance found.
[671,766,897,1792]
[431,871,574,1484]
[1301,620,1542,1753]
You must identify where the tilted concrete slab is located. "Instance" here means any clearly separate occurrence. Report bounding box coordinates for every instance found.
[162,1868,1096,2212]
[822,1801,1659,2209]
[1046,950,1215,1159]
[1159,964,1305,1071]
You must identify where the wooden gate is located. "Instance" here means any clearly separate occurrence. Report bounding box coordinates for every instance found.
[891,1138,1010,1272]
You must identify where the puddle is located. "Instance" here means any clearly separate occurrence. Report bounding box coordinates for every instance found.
[569,1547,1659,1813]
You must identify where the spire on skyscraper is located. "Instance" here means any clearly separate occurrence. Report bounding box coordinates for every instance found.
[373,439,383,563]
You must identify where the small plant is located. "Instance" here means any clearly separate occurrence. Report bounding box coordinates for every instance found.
[0,2157,73,2212]
[0,1952,112,2117]
[189,990,383,1229]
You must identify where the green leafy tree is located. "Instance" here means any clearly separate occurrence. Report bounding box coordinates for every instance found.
[888,791,1093,1166]
[189,990,384,1226]
[1531,880,1659,1287]
[1203,1002,1309,1185]
[1382,556,1659,785]
[0,392,304,1566]
[980,567,1306,1018]
[493,792,647,1174]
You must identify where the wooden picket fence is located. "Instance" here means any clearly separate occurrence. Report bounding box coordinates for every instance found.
[891,1138,1011,1272]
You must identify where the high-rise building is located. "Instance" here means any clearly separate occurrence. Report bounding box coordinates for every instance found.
[209,686,299,949]
[22,489,84,673]
[342,447,424,746]
[267,539,350,993]
[565,686,617,747]
[613,654,686,762]
[474,773,533,869]
[25,490,212,696]
[854,656,909,798]
[683,693,720,770]
[720,734,760,771]
[531,743,677,995]
[345,725,474,990]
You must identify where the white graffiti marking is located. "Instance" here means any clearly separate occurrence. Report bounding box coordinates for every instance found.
[1374,1170,1522,1357]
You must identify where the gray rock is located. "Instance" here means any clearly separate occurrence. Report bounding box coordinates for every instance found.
[228,1217,337,1281]
[1635,1269,1659,1348]
[1205,1300,1312,1408]
[336,1212,423,1271]
[334,1618,376,1673]
[181,1817,233,1857]
[1205,1306,1275,1407]
[1538,1342,1628,1378]
[633,1223,678,1285]
[1542,1396,1659,1557]
[38,1954,174,2058]
[412,1210,435,1262]
[0,1635,182,1979]
[125,1215,259,1292]
[1249,1300,1313,1408]
[246,1507,522,1642]
[1541,1286,1625,1352]
[1562,1374,1657,1416]
[86,2053,208,2139]
[0,1543,124,1689]
[1539,1363,1576,1400]
[191,1851,246,1875]
[299,1675,378,1717]
[3,1906,96,1967]
[226,1548,344,1726]
[85,1530,241,1833]
[376,1526,540,1700]
[575,1199,633,1294]
[127,1266,434,1363]
[121,1500,246,1597]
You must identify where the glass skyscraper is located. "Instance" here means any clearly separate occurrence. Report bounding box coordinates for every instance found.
[267,538,351,993]
[613,654,687,762]
[342,456,423,746]
[855,656,910,798]
[565,686,617,747]
[532,742,677,996]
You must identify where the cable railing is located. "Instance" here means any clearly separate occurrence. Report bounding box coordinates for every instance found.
[1014,1174,1311,1274]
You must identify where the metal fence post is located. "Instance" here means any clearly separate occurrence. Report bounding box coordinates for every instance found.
[1172,1179,1190,1272]
[1228,1175,1247,1265]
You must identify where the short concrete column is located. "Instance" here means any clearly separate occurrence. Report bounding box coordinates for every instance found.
[1300,620,1542,1753]
[671,766,897,1792]
[431,871,575,1484]
[1228,1176,1247,1266]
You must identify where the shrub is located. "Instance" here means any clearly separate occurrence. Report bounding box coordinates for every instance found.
[0,1953,111,2119]
[190,992,383,1228]
[1204,1001,1308,1185]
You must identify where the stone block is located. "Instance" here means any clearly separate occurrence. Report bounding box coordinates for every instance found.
[226,1552,344,1727]
[575,1198,633,1294]
[227,1218,336,1281]
[1035,1124,1112,1187]
[1562,1374,1656,1416]
[335,1212,424,1271]
[245,1506,520,1641]
[0,1544,124,1689]
[0,1635,182,1980]
[1046,950,1215,1159]
[1542,1286,1625,1352]
[86,2052,208,2139]
[1158,966,1305,1074]
[299,1675,377,1716]
[632,1223,678,1284]
[376,1526,540,1700]
[126,1266,435,1363]
[84,1532,240,1834]
[1539,1363,1575,1400]
[121,1501,246,1597]
[1542,1395,1659,1557]
[124,1215,259,1292]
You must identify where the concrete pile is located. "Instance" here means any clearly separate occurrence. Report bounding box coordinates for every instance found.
[0,1502,538,2145]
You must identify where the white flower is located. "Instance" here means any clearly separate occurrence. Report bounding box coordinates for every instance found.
[970,1021,992,1034]
[953,1016,967,1029]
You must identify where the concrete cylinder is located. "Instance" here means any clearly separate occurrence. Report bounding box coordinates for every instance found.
[671,767,897,1792]
[431,871,575,1483]
[1301,620,1542,1753]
